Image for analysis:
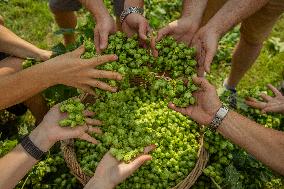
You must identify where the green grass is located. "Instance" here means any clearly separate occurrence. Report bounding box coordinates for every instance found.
[0,0,60,49]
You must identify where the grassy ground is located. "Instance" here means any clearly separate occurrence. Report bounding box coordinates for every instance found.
[0,0,60,49]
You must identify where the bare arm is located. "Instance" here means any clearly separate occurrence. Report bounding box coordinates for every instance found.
[191,0,269,75]
[169,77,284,176]
[124,0,144,8]
[206,0,269,36]
[0,25,51,61]
[79,0,110,20]
[182,0,208,19]
[0,105,101,189]
[0,62,55,109]
[0,47,122,110]
[0,131,46,189]
[218,111,284,175]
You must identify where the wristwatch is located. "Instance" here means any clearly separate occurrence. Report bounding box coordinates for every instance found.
[21,135,46,160]
[209,105,229,131]
[120,7,144,23]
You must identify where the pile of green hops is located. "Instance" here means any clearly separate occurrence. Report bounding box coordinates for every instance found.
[59,98,86,127]
[155,36,196,78]
[149,77,197,107]
[22,58,39,69]
[202,130,235,184]
[75,87,201,188]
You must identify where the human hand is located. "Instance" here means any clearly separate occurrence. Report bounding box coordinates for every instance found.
[29,104,102,152]
[191,26,220,76]
[45,46,122,94]
[122,14,150,45]
[156,16,200,46]
[122,14,158,56]
[169,77,221,125]
[85,145,156,189]
[246,84,284,114]
[94,15,116,54]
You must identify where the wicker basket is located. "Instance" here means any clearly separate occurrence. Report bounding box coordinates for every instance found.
[61,93,209,188]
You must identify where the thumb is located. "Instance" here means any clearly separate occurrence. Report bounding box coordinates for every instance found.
[192,37,205,77]
[72,45,85,57]
[127,155,152,173]
[150,35,159,57]
[168,102,193,116]
[204,46,217,74]
[138,22,148,41]
[94,29,101,54]
[156,26,171,42]
[192,76,211,90]
[99,31,109,50]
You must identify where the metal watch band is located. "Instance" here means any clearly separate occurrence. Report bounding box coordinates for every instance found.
[21,135,45,160]
[120,7,144,23]
[209,106,229,131]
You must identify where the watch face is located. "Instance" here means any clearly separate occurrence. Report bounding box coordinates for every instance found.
[218,107,228,118]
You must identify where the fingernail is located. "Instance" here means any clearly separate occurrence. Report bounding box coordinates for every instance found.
[112,87,118,92]
[118,75,123,80]
[113,54,118,60]
[97,120,103,125]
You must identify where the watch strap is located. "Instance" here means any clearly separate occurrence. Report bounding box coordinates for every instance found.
[209,106,229,131]
[21,135,45,160]
[120,7,144,23]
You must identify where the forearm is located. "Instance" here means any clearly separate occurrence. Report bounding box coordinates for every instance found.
[0,145,38,189]
[0,127,52,189]
[217,111,284,175]
[0,63,55,109]
[206,0,269,36]
[0,25,45,59]
[80,0,110,20]
[124,0,144,8]
[182,0,208,21]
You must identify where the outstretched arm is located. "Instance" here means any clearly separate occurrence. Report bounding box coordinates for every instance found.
[0,47,121,110]
[206,0,269,37]
[0,104,102,189]
[169,77,284,175]
[0,25,52,61]
[218,111,284,175]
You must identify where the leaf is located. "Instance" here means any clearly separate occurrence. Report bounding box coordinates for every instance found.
[51,43,66,56]
[266,37,284,54]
